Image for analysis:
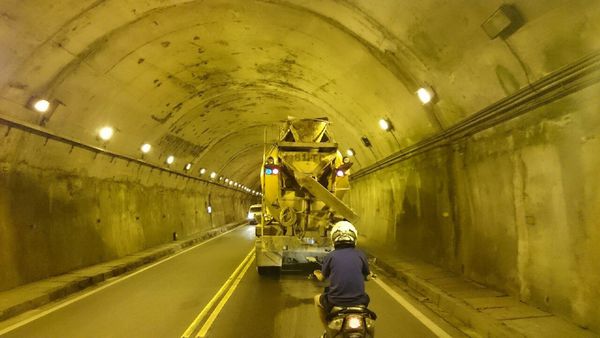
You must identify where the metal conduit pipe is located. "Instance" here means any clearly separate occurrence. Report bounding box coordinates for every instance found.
[0,113,250,193]
[352,50,600,180]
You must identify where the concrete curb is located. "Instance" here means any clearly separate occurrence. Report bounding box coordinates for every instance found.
[0,221,245,323]
[364,251,525,338]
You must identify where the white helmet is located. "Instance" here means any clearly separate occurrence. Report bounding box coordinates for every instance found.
[330,221,358,246]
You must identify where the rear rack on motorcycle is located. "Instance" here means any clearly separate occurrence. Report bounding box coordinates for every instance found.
[326,305,377,321]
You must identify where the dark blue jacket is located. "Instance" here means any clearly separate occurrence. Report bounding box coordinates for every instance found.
[322,247,370,306]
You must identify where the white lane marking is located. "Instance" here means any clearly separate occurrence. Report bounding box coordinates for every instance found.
[373,278,452,338]
[0,225,244,336]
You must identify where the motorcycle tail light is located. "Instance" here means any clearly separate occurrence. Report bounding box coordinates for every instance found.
[345,315,364,330]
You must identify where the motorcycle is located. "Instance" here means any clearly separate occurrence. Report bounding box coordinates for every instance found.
[324,304,376,338]
[306,256,377,338]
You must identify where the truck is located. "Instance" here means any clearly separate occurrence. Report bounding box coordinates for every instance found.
[255,118,359,274]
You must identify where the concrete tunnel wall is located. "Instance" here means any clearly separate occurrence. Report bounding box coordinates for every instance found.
[0,125,252,291]
[347,82,600,331]
[1,0,600,334]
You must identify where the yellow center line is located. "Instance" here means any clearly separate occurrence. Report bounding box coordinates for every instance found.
[196,253,255,337]
[181,247,255,338]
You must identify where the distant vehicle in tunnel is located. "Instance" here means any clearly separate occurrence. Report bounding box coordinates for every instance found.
[247,204,262,225]
[255,118,359,274]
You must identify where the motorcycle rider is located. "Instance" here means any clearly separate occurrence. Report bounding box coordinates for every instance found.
[313,220,373,336]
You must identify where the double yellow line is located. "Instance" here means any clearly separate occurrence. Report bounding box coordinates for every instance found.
[181,247,256,338]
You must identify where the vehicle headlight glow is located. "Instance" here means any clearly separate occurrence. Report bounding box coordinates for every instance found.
[272,168,279,175]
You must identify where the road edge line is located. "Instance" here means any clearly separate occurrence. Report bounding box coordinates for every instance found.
[373,277,452,338]
[0,225,244,336]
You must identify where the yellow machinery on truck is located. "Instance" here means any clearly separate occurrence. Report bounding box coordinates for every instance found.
[255,118,359,274]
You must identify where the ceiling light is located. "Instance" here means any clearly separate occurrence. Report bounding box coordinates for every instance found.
[184,163,192,171]
[141,143,152,153]
[378,119,392,131]
[166,155,175,165]
[225,178,229,183]
[199,168,206,175]
[33,99,51,113]
[416,86,435,104]
[99,126,114,141]
[346,149,355,157]
[229,181,233,186]
[210,172,217,179]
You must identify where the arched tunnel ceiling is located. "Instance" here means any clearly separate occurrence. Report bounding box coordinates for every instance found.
[1,0,599,188]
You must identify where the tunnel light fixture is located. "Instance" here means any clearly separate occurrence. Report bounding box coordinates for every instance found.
[140,143,152,154]
[378,118,393,132]
[225,178,230,183]
[166,155,175,165]
[99,126,114,141]
[210,172,217,179]
[346,149,355,157]
[199,168,206,175]
[207,205,212,214]
[416,86,435,104]
[361,136,372,148]
[184,163,192,171]
[33,99,51,113]
[229,181,234,186]
[481,4,524,40]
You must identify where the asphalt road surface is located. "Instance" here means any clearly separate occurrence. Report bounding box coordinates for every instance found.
[0,225,462,338]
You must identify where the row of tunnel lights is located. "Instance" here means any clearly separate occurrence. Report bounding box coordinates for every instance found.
[30,86,436,182]
[29,99,263,197]
[378,86,435,132]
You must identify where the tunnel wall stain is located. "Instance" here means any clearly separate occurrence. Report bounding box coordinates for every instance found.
[0,128,252,292]
[347,82,600,332]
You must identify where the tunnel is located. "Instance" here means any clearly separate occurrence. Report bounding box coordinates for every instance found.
[1,1,599,337]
